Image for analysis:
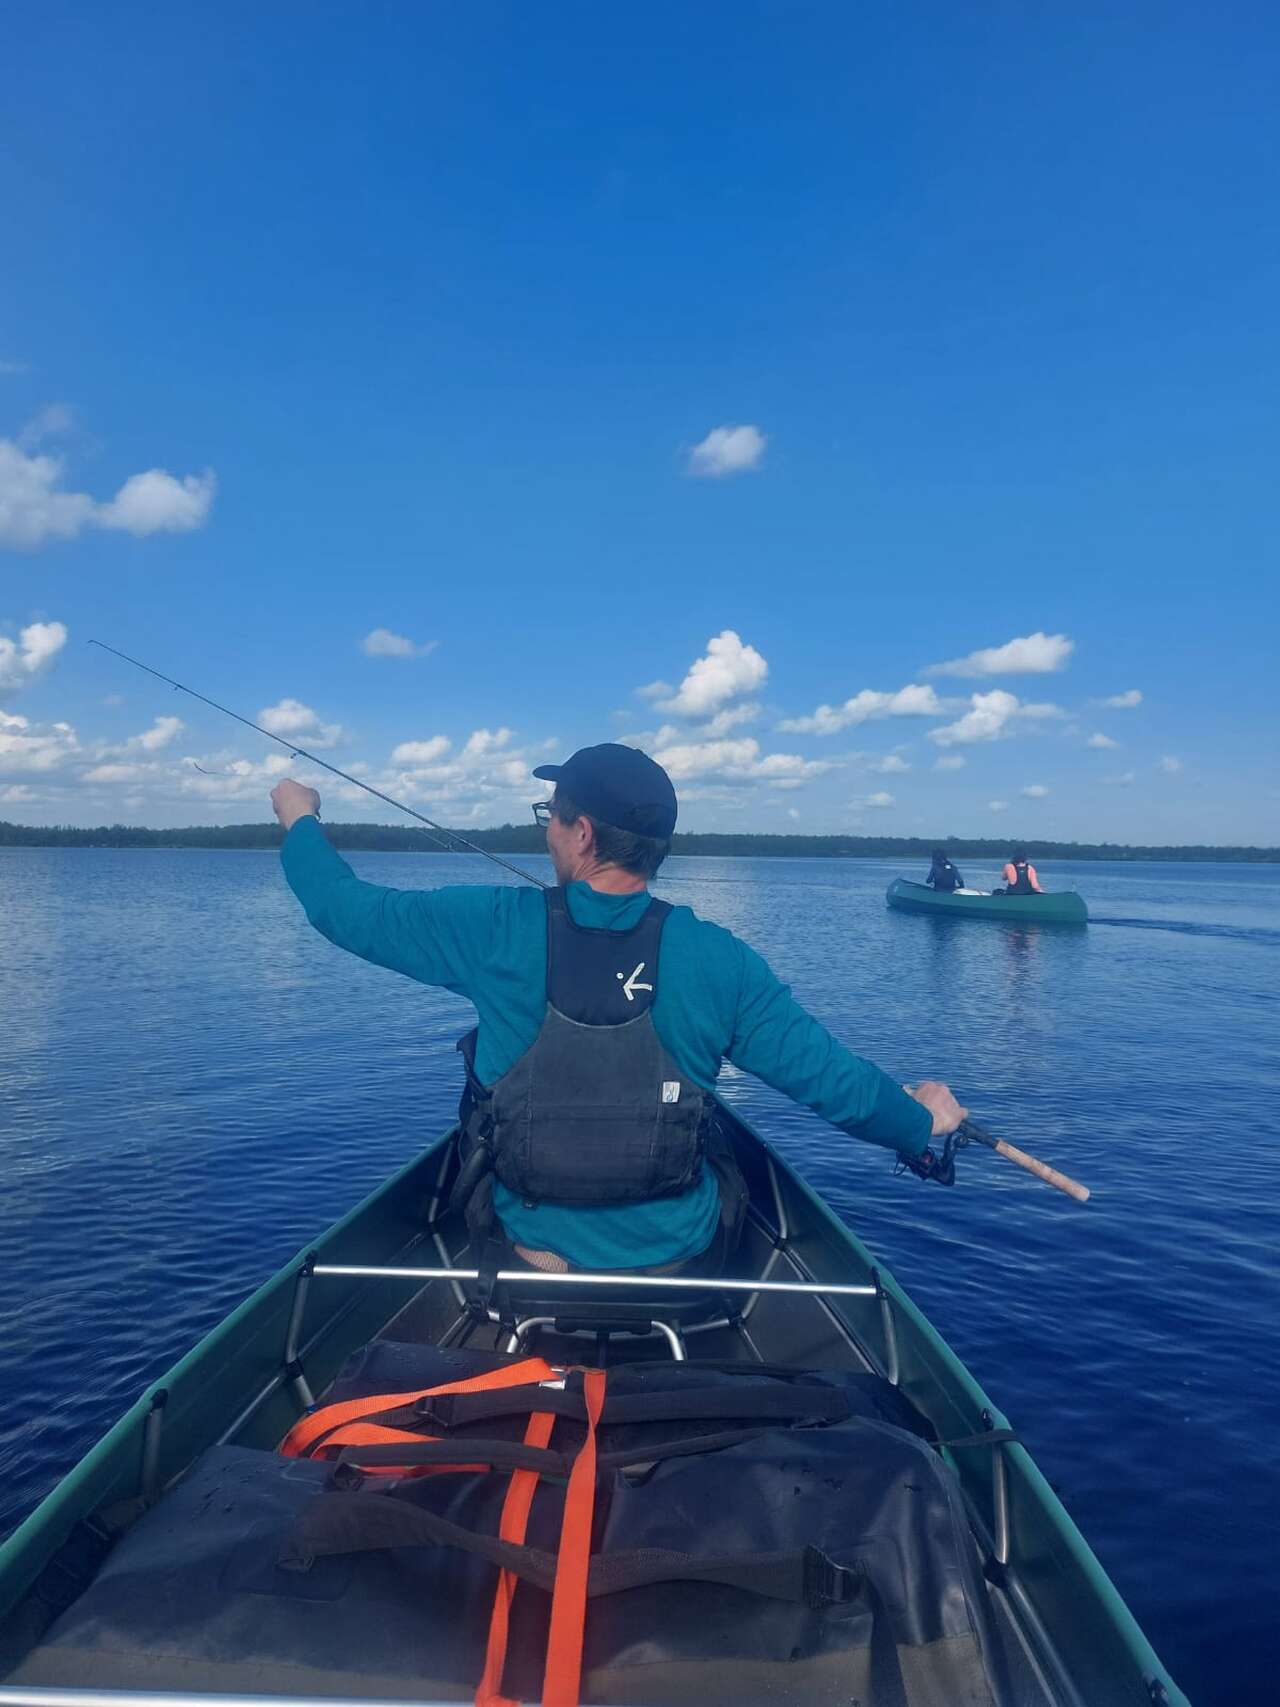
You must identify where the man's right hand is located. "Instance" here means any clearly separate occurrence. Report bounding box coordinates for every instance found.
[271,778,321,831]
[904,1080,969,1137]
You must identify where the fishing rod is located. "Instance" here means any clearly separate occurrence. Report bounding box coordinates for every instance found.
[956,1119,1090,1200]
[900,1091,1090,1200]
[87,640,549,889]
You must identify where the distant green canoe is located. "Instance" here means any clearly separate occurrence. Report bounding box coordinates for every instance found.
[886,877,1088,924]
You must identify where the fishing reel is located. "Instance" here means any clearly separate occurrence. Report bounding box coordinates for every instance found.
[896,1123,971,1187]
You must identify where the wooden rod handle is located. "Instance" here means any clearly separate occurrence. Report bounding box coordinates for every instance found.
[992,1138,1090,1202]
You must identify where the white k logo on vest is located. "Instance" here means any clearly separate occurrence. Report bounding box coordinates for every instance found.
[616,962,653,1002]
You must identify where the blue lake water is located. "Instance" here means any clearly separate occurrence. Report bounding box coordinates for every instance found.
[1,847,1277,1704]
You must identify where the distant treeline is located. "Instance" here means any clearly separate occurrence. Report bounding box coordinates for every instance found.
[1,819,1275,862]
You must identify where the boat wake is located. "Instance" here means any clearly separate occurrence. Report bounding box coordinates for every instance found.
[1091,916,1280,946]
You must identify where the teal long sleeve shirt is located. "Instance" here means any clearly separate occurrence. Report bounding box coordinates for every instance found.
[280,816,931,1267]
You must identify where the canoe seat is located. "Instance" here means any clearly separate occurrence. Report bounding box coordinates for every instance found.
[503,1290,728,1361]
[439,1208,746,1361]
[459,1262,735,1361]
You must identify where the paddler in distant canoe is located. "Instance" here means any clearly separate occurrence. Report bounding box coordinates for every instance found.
[1000,849,1044,896]
[925,848,964,893]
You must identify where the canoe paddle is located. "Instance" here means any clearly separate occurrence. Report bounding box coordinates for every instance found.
[955,1119,1090,1202]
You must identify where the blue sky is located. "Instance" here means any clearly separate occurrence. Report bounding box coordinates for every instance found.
[2,2,1277,843]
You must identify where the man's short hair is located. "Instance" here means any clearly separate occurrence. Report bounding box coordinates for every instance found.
[553,790,671,880]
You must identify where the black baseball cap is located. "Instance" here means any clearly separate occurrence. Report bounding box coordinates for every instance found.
[533,743,678,839]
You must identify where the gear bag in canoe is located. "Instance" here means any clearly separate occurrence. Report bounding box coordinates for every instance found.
[9,1343,1013,1706]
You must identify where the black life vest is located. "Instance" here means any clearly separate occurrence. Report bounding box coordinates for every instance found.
[1006,860,1035,896]
[455,887,709,1210]
[929,859,961,893]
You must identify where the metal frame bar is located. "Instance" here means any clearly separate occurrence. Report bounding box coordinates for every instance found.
[282,1258,315,1409]
[766,1151,790,1241]
[992,1448,1011,1566]
[982,1407,1012,1567]
[425,1148,469,1314]
[0,1691,480,1707]
[504,1315,687,1361]
[214,1230,431,1449]
[730,1312,765,1361]
[313,1263,876,1298]
[739,1199,877,1372]
[139,1391,166,1506]
[872,1268,900,1387]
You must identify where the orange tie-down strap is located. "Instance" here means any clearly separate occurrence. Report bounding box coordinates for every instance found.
[476,1367,606,1707]
[278,1357,557,1463]
[473,1404,558,1707]
[281,1357,604,1707]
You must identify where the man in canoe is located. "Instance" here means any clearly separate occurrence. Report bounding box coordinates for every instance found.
[1000,848,1044,895]
[270,743,966,1275]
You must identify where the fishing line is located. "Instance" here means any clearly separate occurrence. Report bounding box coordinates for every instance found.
[89,640,549,889]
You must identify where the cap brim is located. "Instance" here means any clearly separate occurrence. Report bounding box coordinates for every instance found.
[531,763,562,781]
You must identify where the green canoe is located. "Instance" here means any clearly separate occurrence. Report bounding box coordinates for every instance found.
[887,877,1089,925]
[0,1103,1181,1705]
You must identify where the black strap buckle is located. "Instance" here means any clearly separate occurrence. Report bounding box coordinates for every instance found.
[802,1544,862,1609]
[326,1461,366,1492]
[414,1395,456,1429]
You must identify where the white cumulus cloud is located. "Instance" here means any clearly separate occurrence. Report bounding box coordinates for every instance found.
[1087,732,1119,750]
[0,437,216,548]
[0,620,68,698]
[925,631,1074,679]
[870,754,911,774]
[83,761,153,784]
[97,468,216,535]
[686,425,766,479]
[126,715,184,752]
[702,701,760,738]
[934,754,966,771]
[1099,689,1142,709]
[659,631,768,717]
[0,712,79,774]
[0,444,93,545]
[928,690,1018,747]
[779,683,940,735]
[462,727,513,760]
[362,628,438,659]
[988,800,1009,813]
[652,734,830,786]
[927,691,1063,748]
[258,698,344,749]
[390,736,451,765]
[1021,783,1050,798]
[1158,755,1182,774]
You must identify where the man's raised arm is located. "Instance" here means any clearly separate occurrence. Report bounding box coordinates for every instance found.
[272,780,491,996]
